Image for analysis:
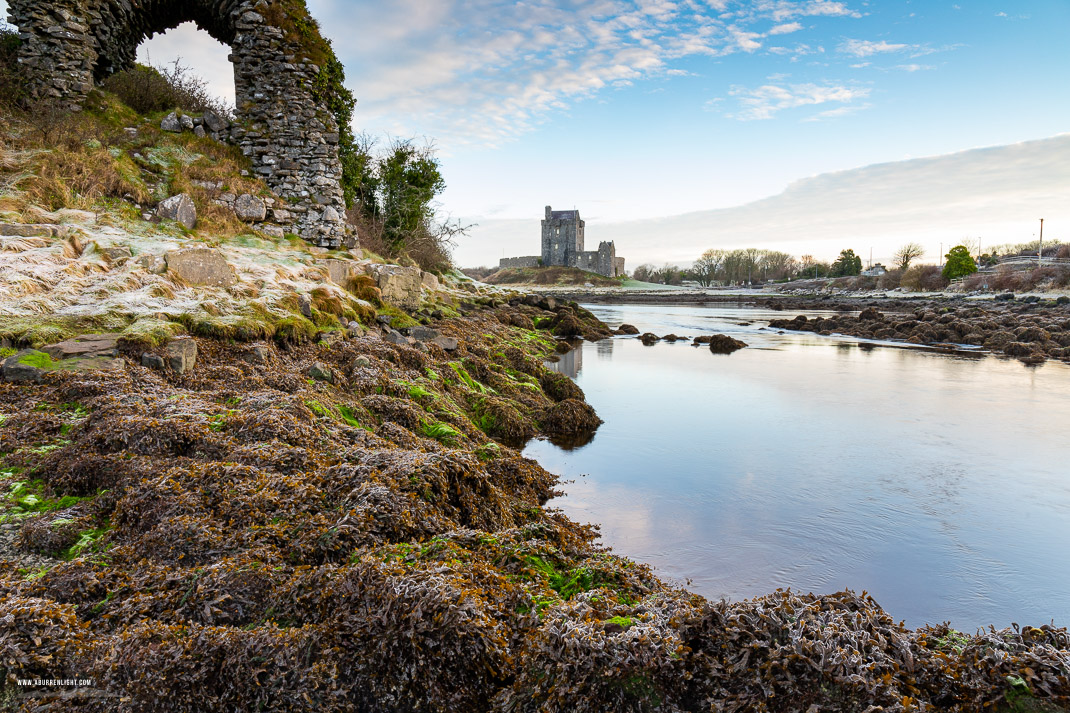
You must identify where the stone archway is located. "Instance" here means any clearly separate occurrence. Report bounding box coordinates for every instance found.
[7,0,349,248]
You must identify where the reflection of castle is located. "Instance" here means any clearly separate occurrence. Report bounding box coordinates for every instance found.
[548,345,583,379]
[499,206,625,278]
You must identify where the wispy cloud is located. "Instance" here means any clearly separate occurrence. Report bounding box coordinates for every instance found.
[725,81,870,120]
[300,0,867,146]
[838,38,913,57]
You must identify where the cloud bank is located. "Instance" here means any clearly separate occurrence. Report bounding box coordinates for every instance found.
[456,134,1070,267]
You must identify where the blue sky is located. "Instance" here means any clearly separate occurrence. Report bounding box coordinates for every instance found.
[4,0,1068,267]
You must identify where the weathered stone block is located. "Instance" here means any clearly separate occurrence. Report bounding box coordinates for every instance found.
[166,338,197,375]
[234,194,267,222]
[165,248,237,287]
[160,112,182,133]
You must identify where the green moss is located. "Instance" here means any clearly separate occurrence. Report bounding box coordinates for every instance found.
[0,347,15,359]
[605,615,634,629]
[16,350,53,369]
[273,316,318,344]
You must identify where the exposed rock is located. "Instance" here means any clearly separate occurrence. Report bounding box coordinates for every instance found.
[166,339,198,375]
[141,353,165,370]
[354,355,372,368]
[41,334,118,360]
[160,112,181,133]
[995,293,1016,302]
[0,223,57,238]
[234,194,267,222]
[102,245,132,261]
[433,336,459,352]
[404,326,441,342]
[202,110,229,134]
[421,272,440,291]
[639,332,659,346]
[242,345,271,365]
[708,334,748,354]
[384,329,411,347]
[308,362,333,383]
[693,336,713,345]
[346,322,365,338]
[661,334,683,342]
[324,258,355,285]
[859,307,884,321]
[165,248,237,288]
[2,349,122,383]
[193,125,206,138]
[156,193,197,230]
[298,295,313,319]
[616,323,639,335]
[370,264,422,311]
[137,253,167,274]
[179,114,194,131]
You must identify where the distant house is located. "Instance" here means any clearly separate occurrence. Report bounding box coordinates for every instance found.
[499,206,626,278]
[862,263,887,277]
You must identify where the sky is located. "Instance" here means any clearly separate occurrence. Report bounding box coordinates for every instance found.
[4,0,1068,268]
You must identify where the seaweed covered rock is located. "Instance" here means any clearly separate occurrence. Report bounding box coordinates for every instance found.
[707,334,748,354]
[539,398,603,435]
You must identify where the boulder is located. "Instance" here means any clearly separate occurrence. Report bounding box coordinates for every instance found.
[160,112,182,132]
[346,322,365,338]
[193,125,206,138]
[298,295,313,319]
[42,334,118,360]
[2,349,123,383]
[234,194,267,222]
[166,338,198,375]
[693,336,713,345]
[308,362,333,383]
[708,334,748,354]
[616,323,639,335]
[858,307,884,321]
[141,353,165,370]
[371,264,422,311]
[384,329,411,347]
[638,333,659,346]
[165,248,237,288]
[156,193,197,230]
[179,114,194,131]
[433,336,459,351]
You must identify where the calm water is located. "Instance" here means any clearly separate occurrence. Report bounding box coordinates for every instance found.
[524,303,1070,630]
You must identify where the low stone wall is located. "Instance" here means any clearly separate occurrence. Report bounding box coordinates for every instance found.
[8,0,350,248]
[499,256,541,270]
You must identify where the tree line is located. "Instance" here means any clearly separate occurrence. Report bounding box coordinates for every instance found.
[630,241,989,286]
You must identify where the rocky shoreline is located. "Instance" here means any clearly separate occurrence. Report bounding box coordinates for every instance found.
[1,299,1069,712]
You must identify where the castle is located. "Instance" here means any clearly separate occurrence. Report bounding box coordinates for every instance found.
[499,206,625,278]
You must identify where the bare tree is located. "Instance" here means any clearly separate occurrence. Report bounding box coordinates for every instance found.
[693,249,726,286]
[893,242,925,272]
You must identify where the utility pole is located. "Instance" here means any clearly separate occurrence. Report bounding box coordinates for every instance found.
[1039,218,1044,266]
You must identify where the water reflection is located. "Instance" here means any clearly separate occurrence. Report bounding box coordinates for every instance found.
[526,303,1070,630]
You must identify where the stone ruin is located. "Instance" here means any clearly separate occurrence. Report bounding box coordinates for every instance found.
[7,0,351,248]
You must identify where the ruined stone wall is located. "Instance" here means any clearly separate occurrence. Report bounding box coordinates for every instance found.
[8,0,349,248]
[569,241,623,277]
[498,256,541,270]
